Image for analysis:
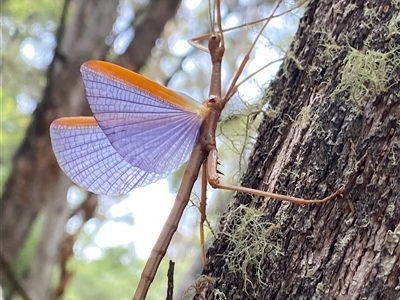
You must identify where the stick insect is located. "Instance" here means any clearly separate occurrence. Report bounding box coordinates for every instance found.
[50,0,344,299]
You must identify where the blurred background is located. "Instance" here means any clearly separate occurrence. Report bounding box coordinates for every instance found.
[0,0,304,299]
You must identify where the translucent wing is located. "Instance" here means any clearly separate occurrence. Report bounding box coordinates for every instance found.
[51,61,210,195]
[81,61,209,174]
[51,117,165,195]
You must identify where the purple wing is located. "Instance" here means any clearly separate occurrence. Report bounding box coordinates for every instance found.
[81,61,207,175]
[50,61,209,195]
[51,118,165,195]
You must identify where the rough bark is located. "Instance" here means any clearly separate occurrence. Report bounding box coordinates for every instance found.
[203,0,400,299]
[0,0,181,298]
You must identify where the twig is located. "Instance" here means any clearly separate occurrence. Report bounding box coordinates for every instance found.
[166,260,175,300]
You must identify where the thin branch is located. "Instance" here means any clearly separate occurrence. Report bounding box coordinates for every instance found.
[166,260,175,300]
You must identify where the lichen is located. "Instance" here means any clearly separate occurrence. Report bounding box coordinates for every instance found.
[212,289,227,299]
[296,105,311,128]
[387,11,400,38]
[331,46,400,113]
[392,0,400,10]
[389,145,399,166]
[318,31,342,61]
[222,205,282,290]
[183,275,217,299]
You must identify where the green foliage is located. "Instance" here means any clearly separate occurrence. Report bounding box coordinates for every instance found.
[14,214,46,274]
[4,0,61,22]
[63,246,173,300]
[1,214,46,298]
[0,92,31,194]
[63,248,143,300]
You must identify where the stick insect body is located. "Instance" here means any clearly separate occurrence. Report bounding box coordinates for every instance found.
[50,1,344,299]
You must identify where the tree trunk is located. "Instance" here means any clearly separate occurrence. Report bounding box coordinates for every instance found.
[203,0,400,299]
